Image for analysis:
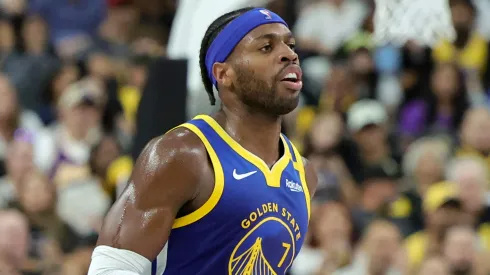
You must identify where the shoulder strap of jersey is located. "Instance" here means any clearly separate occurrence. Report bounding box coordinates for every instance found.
[281,134,311,220]
[164,120,225,229]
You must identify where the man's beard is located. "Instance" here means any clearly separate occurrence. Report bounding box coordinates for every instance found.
[451,265,472,275]
[451,262,473,275]
[232,65,299,116]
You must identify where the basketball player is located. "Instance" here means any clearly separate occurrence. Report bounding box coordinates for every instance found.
[88,7,318,275]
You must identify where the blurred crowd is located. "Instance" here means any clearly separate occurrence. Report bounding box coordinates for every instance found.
[1,0,490,274]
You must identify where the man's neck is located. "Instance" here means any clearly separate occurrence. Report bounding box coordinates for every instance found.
[217,107,282,167]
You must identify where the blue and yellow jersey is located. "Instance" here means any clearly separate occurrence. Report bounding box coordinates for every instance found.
[151,115,311,275]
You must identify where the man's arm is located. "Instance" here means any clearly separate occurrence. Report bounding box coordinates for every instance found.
[302,157,319,199]
[90,128,212,273]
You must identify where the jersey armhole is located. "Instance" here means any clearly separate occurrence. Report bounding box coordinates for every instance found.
[290,144,311,221]
[170,123,225,229]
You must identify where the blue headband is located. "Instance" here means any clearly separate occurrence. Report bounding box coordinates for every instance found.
[205,8,288,88]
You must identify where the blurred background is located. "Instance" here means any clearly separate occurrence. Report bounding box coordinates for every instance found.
[1,0,490,274]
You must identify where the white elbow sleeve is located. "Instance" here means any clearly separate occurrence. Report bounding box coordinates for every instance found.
[88,245,152,275]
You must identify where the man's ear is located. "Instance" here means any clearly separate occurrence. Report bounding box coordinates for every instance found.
[212,62,234,88]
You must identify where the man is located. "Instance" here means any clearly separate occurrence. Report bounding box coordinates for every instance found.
[89,7,318,275]
[442,225,483,275]
[334,220,404,275]
[405,182,468,271]
[445,156,490,250]
[351,165,400,237]
[347,99,401,175]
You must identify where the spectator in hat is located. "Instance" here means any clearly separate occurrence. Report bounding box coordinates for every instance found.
[347,99,402,175]
[405,181,469,272]
[351,165,401,238]
[35,79,105,188]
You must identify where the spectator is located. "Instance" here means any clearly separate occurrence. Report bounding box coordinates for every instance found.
[398,63,470,141]
[333,220,405,275]
[442,225,487,275]
[445,156,490,250]
[351,165,401,237]
[405,182,469,272]
[89,134,125,200]
[0,129,35,208]
[294,0,367,56]
[402,136,452,197]
[302,112,359,205]
[433,0,487,79]
[0,75,43,169]
[292,202,353,275]
[319,64,360,114]
[2,15,58,112]
[8,170,87,274]
[346,47,379,100]
[457,107,490,166]
[347,99,401,174]
[39,62,81,125]
[418,256,450,275]
[116,55,149,143]
[30,0,108,60]
[390,136,452,235]
[35,79,105,187]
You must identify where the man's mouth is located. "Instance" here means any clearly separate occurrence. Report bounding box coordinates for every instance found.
[281,72,300,83]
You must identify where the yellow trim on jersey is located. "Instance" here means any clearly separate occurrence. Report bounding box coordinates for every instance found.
[195,115,291,188]
[290,144,311,221]
[172,123,225,229]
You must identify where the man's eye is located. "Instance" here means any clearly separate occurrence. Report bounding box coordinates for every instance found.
[260,45,272,52]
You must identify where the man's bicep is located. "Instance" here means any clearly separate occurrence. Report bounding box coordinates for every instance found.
[97,133,203,260]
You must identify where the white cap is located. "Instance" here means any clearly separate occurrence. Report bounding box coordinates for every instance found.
[347,99,388,132]
[58,78,104,110]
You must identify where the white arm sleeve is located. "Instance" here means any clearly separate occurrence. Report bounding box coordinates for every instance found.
[88,245,152,275]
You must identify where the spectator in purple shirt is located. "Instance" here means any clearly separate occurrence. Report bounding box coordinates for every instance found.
[398,63,470,146]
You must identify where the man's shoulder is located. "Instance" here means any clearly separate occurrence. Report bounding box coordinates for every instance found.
[155,126,208,154]
[129,127,212,204]
[139,127,209,171]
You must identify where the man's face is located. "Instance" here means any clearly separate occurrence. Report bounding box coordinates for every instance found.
[221,23,302,115]
[62,102,101,140]
[365,224,401,274]
[354,124,386,152]
[429,205,465,236]
[461,109,490,152]
[455,169,485,214]
[444,227,476,275]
